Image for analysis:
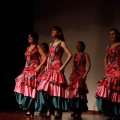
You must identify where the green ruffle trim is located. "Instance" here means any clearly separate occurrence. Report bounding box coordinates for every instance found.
[15,93,35,110]
[96,97,120,116]
[35,91,68,111]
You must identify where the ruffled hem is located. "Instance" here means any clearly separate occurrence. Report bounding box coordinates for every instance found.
[97,76,120,91]
[35,91,47,112]
[68,80,89,92]
[14,81,37,99]
[52,96,68,111]
[68,88,88,102]
[95,86,120,102]
[35,91,68,111]
[37,80,68,98]
[96,97,120,116]
[40,70,68,85]
[15,93,35,110]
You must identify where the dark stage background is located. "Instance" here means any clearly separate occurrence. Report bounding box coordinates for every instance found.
[33,0,120,110]
[1,0,120,111]
[0,0,33,110]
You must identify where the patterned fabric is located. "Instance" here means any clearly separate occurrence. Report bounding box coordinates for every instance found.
[69,54,88,92]
[68,53,88,112]
[36,56,47,83]
[37,42,68,91]
[95,45,120,102]
[14,46,40,99]
[36,42,68,111]
[95,44,120,116]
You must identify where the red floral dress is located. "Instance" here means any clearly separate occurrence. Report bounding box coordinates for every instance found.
[68,53,88,112]
[95,45,120,101]
[37,42,68,111]
[69,54,89,96]
[14,46,40,99]
[95,44,120,116]
[36,56,47,82]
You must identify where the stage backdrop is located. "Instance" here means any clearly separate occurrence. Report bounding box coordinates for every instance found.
[0,0,33,109]
[33,0,120,111]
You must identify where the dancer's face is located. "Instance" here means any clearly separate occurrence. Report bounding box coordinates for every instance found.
[109,30,117,42]
[51,30,59,38]
[28,35,34,44]
[76,42,81,52]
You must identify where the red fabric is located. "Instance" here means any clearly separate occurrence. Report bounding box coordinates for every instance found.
[95,45,120,103]
[14,47,41,98]
[37,42,68,98]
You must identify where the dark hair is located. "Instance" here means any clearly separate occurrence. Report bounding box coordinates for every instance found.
[110,28,120,42]
[29,32,39,44]
[52,26,65,41]
[77,41,86,52]
[40,42,49,54]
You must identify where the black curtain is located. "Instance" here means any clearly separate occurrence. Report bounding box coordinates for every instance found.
[0,0,33,110]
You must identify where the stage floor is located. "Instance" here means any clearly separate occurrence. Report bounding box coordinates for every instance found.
[0,111,107,120]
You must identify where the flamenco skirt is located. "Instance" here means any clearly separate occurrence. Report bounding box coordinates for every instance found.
[96,96,120,116]
[68,87,88,112]
[95,75,120,116]
[36,70,68,111]
[36,83,68,111]
[15,93,35,110]
[14,67,37,110]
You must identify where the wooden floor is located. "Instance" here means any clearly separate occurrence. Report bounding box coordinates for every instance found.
[0,110,108,120]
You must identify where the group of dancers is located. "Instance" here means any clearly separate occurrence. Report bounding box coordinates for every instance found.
[14,26,120,120]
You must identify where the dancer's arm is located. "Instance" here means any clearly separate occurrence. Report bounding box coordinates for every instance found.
[35,45,47,72]
[59,41,73,72]
[104,46,109,69]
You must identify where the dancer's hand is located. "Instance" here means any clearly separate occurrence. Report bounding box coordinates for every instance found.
[35,66,41,72]
[59,66,64,72]
[82,74,87,81]
[45,66,48,71]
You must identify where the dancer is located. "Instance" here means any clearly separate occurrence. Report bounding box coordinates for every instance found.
[14,32,47,116]
[37,42,49,83]
[95,28,120,120]
[68,41,91,119]
[37,26,73,119]
[35,42,49,116]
